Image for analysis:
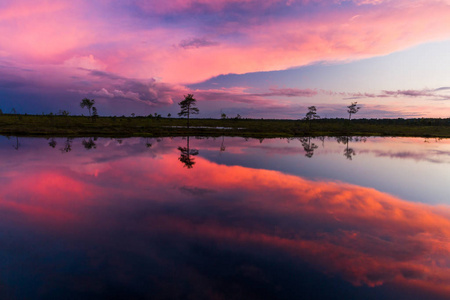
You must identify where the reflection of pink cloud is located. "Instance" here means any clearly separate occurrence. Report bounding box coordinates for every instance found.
[143,157,450,294]
[0,171,92,223]
[3,144,450,297]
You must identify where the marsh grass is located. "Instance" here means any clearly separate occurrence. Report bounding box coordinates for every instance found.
[0,114,449,138]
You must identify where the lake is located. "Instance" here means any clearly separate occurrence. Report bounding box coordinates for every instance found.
[1,135,449,299]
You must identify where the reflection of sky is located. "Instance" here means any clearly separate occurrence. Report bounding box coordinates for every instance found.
[202,136,450,205]
[1,136,450,298]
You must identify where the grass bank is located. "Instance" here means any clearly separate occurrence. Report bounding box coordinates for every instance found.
[0,114,449,138]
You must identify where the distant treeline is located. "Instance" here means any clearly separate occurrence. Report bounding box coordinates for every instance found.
[0,114,449,138]
[303,118,450,126]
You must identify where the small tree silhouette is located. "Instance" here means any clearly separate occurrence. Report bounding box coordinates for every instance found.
[178,94,199,128]
[80,98,95,116]
[347,102,360,120]
[58,110,70,116]
[92,106,98,121]
[303,106,320,129]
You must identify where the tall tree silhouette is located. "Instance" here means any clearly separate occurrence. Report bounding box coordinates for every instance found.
[178,94,199,128]
[80,98,95,116]
[178,136,199,169]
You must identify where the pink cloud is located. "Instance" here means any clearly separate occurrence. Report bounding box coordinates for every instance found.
[1,0,450,84]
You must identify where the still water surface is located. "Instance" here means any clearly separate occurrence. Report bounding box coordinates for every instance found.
[1,136,449,299]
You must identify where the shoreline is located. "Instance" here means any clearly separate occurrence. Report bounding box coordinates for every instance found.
[0,114,449,138]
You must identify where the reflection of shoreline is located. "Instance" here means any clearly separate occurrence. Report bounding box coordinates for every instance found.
[2,147,450,298]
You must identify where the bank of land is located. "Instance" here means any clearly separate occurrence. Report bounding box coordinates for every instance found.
[0,114,449,138]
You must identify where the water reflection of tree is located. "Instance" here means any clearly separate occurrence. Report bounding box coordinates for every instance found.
[60,138,73,153]
[300,137,318,158]
[318,136,325,148]
[48,138,57,148]
[178,136,199,169]
[336,136,366,160]
[6,136,20,150]
[12,136,20,150]
[145,138,152,149]
[82,137,97,150]
[220,136,226,153]
[336,136,354,160]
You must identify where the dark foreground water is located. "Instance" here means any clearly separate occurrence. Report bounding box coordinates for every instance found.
[1,136,449,299]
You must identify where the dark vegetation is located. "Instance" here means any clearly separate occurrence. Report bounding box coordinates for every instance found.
[0,114,449,138]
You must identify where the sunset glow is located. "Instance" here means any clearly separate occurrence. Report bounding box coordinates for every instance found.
[1,0,449,117]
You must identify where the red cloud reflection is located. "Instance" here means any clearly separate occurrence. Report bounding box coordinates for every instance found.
[1,151,450,297]
[125,155,450,296]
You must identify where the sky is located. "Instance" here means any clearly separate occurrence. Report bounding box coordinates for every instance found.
[1,0,450,118]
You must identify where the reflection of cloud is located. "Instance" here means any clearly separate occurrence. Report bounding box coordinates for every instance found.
[2,140,450,298]
[360,149,450,164]
[179,185,216,196]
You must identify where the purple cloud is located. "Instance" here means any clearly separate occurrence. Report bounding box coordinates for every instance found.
[179,38,219,49]
[261,88,318,97]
